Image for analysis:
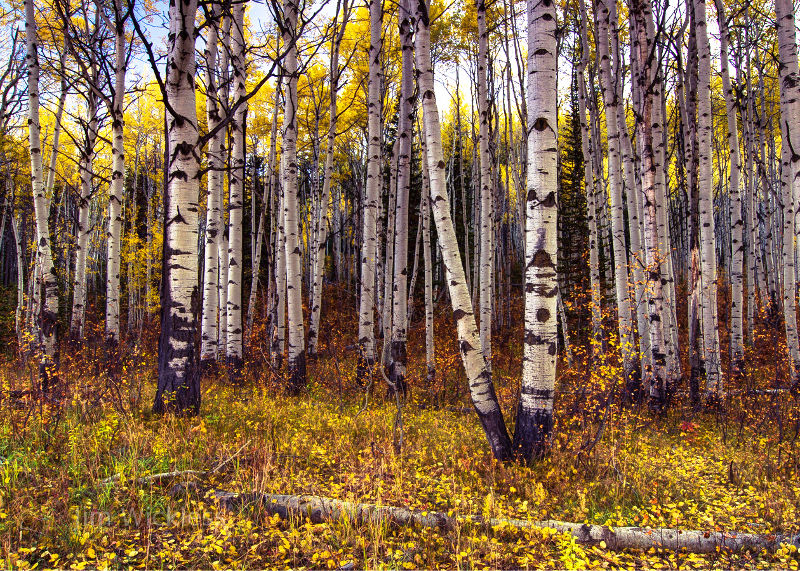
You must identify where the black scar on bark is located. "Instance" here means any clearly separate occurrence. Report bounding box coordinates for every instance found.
[536,308,550,322]
[512,405,553,464]
[389,340,409,398]
[529,250,554,268]
[453,308,468,321]
[287,350,307,395]
[541,192,556,207]
[524,331,545,345]
[533,118,548,131]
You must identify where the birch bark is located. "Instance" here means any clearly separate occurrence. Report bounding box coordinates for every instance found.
[201,3,223,367]
[356,0,382,381]
[415,0,512,460]
[106,0,127,344]
[282,0,306,392]
[388,0,415,395]
[154,0,201,414]
[24,0,59,390]
[513,0,558,462]
[226,0,247,375]
[593,0,637,389]
[308,1,348,356]
[694,0,723,398]
[477,0,493,370]
[714,0,744,374]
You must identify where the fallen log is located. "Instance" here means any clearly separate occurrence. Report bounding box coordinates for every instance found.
[99,441,251,486]
[100,469,205,485]
[214,491,800,555]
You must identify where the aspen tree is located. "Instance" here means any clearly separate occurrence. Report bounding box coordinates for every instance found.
[154,0,201,414]
[282,0,306,392]
[272,175,286,369]
[414,0,512,460]
[779,123,800,385]
[71,82,99,342]
[421,147,435,385]
[776,0,800,386]
[714,0,744,374]
[694,0,722,398]
[201,2,223,368]
[631,0,668,406]
[247,80,281,339]
[308,0,349,356]
[476,0,493,370]
[226,0,247,375]
[576,0,602,357]
[387,0,415,395]
[106,0,127,345]
[513,0,558,462]
[356,0,382,382]
[24,0,59,390]
[593,0,637,389]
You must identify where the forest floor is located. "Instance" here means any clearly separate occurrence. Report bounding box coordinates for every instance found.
[1,288,800,569]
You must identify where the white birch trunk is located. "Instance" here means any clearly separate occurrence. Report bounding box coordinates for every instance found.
[513,0,558,462]
[477,0,493,371]
[415,0,512,460]
[25,0,59,390]
[388,0,415,394]
[593,0,637,388]
[201,3,223,366]
[694,0,722,397]
[714,0,744,374]
[226,0,247,374]
[154,0,201,414]
[356,0,383,380]
[282,0,306,392]
[71,90,99,342]
[106,0,127,345]
[776,0,800,386]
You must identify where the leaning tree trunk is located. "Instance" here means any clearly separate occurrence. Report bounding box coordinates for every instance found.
[282,0,306,393]
[387,0,415,395]
[154,0,201,415]
[226,0,247,377]
[513,0,558,463]
[356,0,383,383]
[24,0,59,391]
[414,0,512,461]
[106,0,127,345]
[200,2,223,368]
[476,0,493,371]
[694,0,722,399]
